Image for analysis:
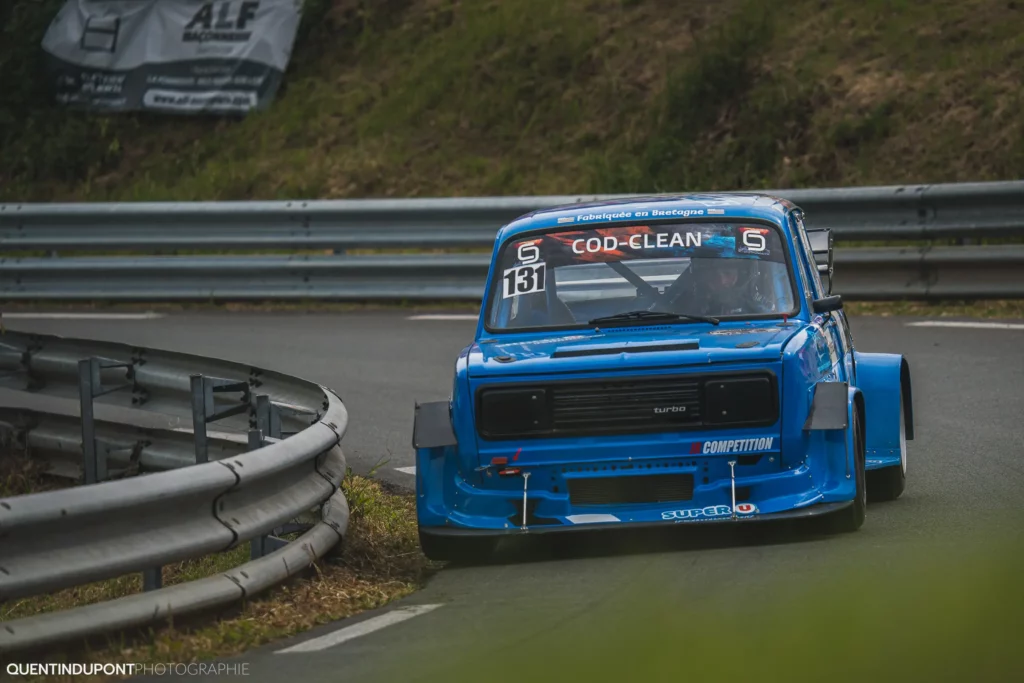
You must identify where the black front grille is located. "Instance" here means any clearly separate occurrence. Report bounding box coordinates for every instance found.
[475,370,777,440]
[568,473,695,506]
[551,377,702,432]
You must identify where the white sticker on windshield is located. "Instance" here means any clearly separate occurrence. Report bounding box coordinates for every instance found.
[502,263,546,298]
[739,227,770,255]
[570,232,702,255]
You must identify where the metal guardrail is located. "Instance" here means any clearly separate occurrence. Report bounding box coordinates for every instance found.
[2,180,1023,248]
[0,245,1021,301]
[0,330,350,655]
[835,245,1024,299]
[0,180,1022,300]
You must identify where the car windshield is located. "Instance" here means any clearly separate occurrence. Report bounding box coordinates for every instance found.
[485,221,798,331]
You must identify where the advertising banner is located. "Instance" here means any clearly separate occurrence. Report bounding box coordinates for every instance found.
[41,0,302,114]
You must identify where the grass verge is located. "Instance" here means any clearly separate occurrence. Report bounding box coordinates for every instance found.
[843,299,1024,319]
[2,474,434,680]
[0,452,71,498]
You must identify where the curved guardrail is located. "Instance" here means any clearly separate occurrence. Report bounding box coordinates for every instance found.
[1,180,1023,300]
[0,330,350,655]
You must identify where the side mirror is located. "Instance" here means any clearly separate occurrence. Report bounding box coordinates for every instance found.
[805,228,834,294]
[812,294,843,313]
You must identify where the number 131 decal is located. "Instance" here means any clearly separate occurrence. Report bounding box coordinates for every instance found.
[502,263,546,298]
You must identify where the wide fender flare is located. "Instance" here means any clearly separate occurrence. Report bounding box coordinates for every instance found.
[853,352,914,449]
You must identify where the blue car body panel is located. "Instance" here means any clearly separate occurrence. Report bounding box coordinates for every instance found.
[854,351,913,470]
[414,194,912,537]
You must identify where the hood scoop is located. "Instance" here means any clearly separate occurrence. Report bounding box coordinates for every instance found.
[551,340,699,359]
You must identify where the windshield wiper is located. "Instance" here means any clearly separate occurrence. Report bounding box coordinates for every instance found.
[588,310,720,326]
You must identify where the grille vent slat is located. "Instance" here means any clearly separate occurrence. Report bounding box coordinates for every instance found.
[551,378,701,432]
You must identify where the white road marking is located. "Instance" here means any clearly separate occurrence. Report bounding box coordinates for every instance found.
[905,321,1024,330]
[275,604,443,653]
[407,314,478,321]
[0,312,165,320]
[394,466,417,475]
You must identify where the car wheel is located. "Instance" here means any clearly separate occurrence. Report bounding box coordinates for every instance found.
[866,391,907,502]
[827,405,866,533]
[419,530,497,564]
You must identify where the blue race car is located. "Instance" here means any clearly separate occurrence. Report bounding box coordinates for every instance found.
[412,194,913,561]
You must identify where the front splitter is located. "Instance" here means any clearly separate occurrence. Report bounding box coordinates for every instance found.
[421,500,854,537]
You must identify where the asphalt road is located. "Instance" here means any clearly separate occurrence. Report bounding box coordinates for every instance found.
[4,310,1024,681]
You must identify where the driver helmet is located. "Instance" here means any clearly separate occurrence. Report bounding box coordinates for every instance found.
[692,257,759,311]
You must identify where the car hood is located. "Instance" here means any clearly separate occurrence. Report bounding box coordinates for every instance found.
[468,322,803,377]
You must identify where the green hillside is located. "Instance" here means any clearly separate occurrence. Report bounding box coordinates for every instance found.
[2,0,1023,202]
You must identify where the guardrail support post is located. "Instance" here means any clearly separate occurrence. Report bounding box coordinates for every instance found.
[247,428,263,451]
[252,532,292,558]
[247,426,272,560]
[190,375,209,463]
[256,394,282,440]
[142,567,162,592]
[78,359,101,484]
[77,357,133,483]
[191,374,252,464]
[250,536,268,560]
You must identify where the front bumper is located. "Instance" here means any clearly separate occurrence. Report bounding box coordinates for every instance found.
[416,439,857,535]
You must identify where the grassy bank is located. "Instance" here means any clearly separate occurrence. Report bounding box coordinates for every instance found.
[3,0,1022,202]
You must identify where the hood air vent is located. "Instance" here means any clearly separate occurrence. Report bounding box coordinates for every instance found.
[602,325,673,334]
[552,341,699,359]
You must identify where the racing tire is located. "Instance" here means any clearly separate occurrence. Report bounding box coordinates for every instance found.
[866,392,907,502]
[826,406,866,533]
[419,530,497,564]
